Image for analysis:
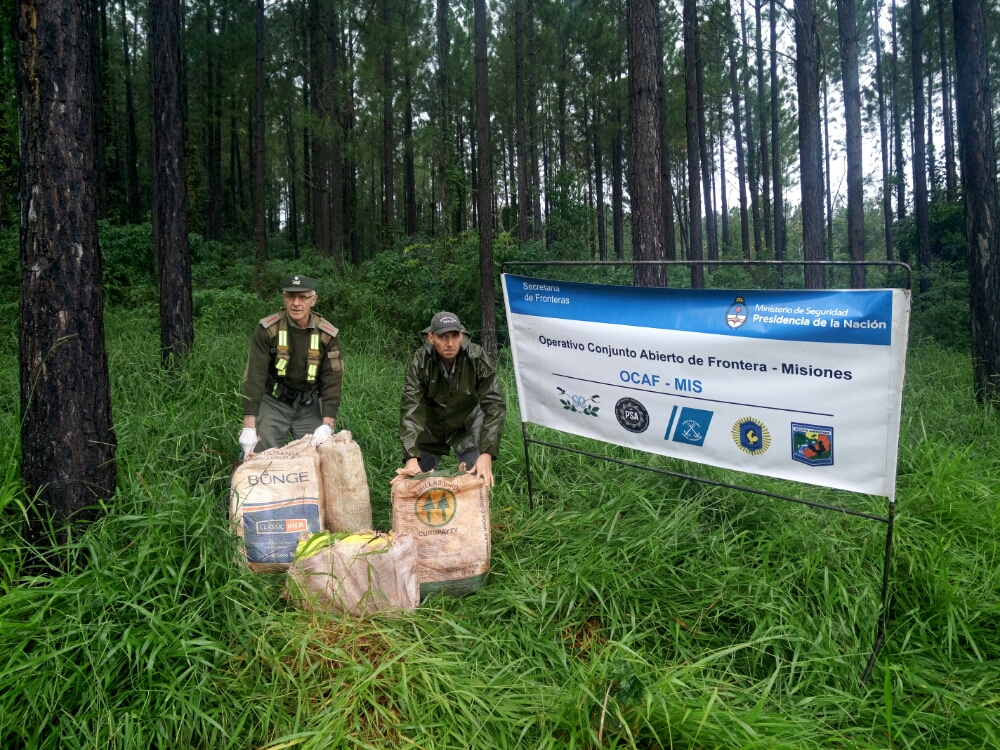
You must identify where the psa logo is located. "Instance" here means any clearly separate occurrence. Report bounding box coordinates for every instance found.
[791,423,834,466]
[664,405,714,447]
[615,397,649,433]
[732,417,771,455]
[726,296,749,329]
[415,488,457,527]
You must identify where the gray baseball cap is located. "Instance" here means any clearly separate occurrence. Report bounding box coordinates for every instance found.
[422,311,466,335]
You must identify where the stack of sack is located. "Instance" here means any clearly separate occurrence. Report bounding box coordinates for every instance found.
[230,431,492,613]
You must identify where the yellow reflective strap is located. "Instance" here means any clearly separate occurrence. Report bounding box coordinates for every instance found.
[310,334,319,351]
[276,359,288,374]
[307,364,317,382]
[278,330,288,348]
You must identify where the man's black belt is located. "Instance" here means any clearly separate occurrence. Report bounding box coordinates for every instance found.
[267,377,316,406]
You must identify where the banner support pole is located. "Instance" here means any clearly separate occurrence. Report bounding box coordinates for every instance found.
[861,498,896,687]
[522,422,535,510]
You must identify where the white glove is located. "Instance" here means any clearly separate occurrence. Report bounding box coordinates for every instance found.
[310,424,333,447]
[239,428,258,457]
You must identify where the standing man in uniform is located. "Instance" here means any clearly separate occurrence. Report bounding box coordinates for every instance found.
[396,312,506,486]
[239,275,344,457]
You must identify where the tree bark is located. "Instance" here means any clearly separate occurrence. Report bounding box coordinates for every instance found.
[953,0,1000,401]
[150,0,193,364]
[382,0,395,235]
[741,0,763,259]
[718,108,729,252]
[612,101,624,260]
[874,0,894,260]
[285,112,300,259]
[436,0,450,236]
[911,0,931,292]
[253,0,267,263]
[404,70,417,236]
[824,72,834,256]
[90,0,107,220]
[327,1,344,261]
[694,5,716,264]
[474,0,497,360]
[892,0,906,221]
[17,0,118,530]
[684,0,704,287]
[595,103,607,261]
[121,0,140,224]
[656,2,675,262]
[309,0,329,254]
[515,0,530,244]
[938,0,956,201]
[628,0,666,287]
[837,0,866,287]
[795,0,825,288]
[770,0,784,263]
[528,0,542,241]
[755,0,773,253]
[728,12,751,261]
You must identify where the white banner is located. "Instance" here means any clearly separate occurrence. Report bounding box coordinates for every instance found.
[502,274,910,499]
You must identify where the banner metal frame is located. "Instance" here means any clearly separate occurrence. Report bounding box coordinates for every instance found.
[501,259,911,687]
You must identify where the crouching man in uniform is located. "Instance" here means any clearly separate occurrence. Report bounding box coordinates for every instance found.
[395,312,506,487]
[239,275,343,457]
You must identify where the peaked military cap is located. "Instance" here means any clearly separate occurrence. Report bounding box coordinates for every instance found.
[282,275,316,292]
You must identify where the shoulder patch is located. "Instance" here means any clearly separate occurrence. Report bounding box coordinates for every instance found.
[259,312,281,328]
[318,319,339,337]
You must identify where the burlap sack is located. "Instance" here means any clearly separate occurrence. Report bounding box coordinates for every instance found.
[391,471,490,598]
[230,436,325,573]
[286,531,420,616]
[317,431,373,533]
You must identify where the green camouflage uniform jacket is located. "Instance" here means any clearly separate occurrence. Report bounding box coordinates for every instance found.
[399,339,506,460]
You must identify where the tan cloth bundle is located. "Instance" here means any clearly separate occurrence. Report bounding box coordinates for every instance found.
[391,471,490,598]
[317,430,373,533]
[230,436,324,573]
[286,532,420,616]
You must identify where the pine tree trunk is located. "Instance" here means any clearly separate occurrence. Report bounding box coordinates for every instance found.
[953,0,1000,401]
[17,0,118,530]
[515,0,530,244]
[694,5,716,264]
[404,71,417,236]
[755,0,773,253]
[612,102,624,260]
[728,14,751,261]
[528,0,542,241]
[795,0,825,288]
[327,2,344,262]
[150,0,193,364]
[302,83,311,243]
[382,0,395,235]
[938,0,956,201]
[770,0,784,263]
[595,103,607,261]
[253,0,267,263]
[911,0,931,292]
[121,0,140,224]
[741,0,762,259]
[824,73,834,256]
[655,2,675,262]
[90,0,107,220]
[474,0,497,360]
[285,113,300,259]
[436,0,450,236]
[837,0,866,288]
[309,0,329,254]
[684,0,704,287]
[874,0,894,260]
[718,108,730,252]
[892,0,906,221]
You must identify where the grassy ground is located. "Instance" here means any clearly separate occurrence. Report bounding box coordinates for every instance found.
[0,279,998,748]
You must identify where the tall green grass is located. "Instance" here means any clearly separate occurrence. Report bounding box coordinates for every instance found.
[1,288,998,748]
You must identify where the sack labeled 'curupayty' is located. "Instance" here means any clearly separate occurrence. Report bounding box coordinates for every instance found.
[285,531,420,616]
[230,436,324,573]
[317,430,373,533]
[391,470,490,598]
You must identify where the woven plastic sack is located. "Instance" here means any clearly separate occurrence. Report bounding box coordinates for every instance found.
[391,469,490,598]
[317,430,373,533]
[286,531,420,616]
[230,436,324,573]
